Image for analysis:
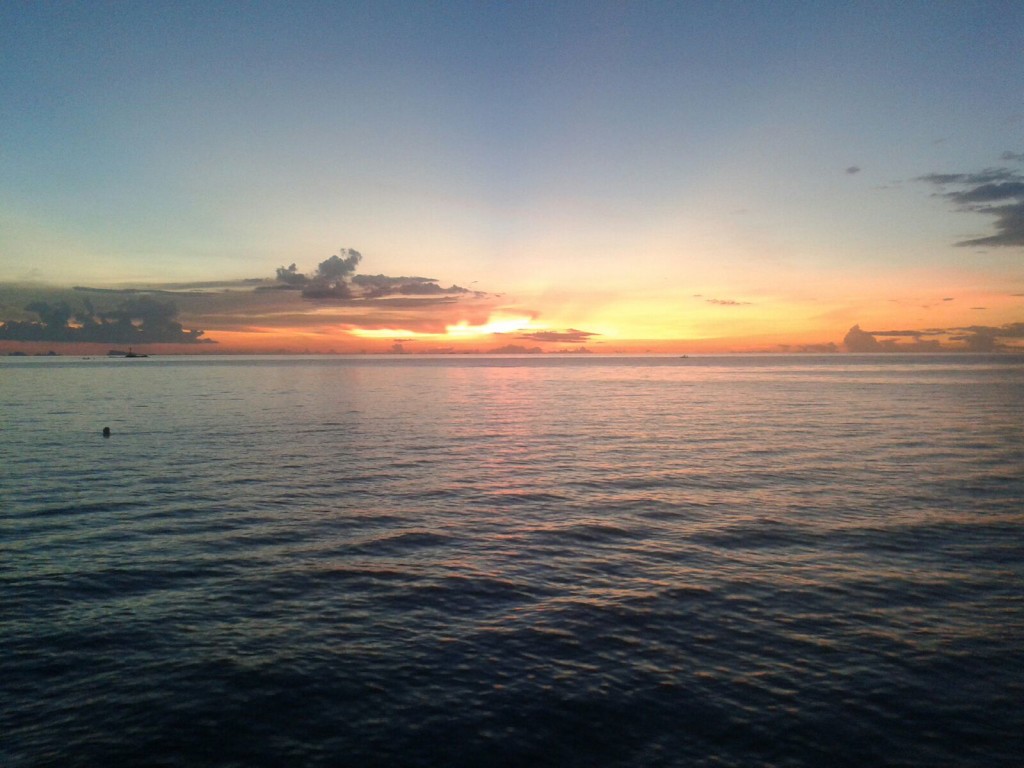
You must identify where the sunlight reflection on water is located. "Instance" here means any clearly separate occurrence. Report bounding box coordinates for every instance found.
[2,355,1023,767]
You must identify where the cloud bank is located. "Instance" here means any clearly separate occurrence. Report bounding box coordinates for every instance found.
[0,248,509,350]
[843,323,1024,352]
[0,295,208,344]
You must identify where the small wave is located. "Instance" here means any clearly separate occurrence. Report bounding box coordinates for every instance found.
[27,500,140,518]
[348,529,459,555]
[483,491,571,505]
[539,521,640,544]
[691,520,815,550]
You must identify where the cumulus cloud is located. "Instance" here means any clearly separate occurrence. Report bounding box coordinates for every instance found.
[918,162,1024,247]
[271,248,363,298]
[843,324,881,351]
[271,249,479,304]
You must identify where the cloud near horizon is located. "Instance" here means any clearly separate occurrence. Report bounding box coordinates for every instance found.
[0,294,209,344]
[843,322,1024,352]
[0,250,534,347]
[2,243,1022,352]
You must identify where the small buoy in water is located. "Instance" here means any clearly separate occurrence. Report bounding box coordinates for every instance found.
[102,427,111,437]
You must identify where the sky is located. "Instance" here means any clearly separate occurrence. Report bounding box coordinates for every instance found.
[1,1,1022,353]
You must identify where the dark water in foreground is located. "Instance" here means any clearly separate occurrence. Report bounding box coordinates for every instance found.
[2,354,1023,767]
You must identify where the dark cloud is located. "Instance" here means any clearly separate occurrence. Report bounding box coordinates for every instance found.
[272,250,479,304]
[73,285,202,296]
[352,274,470,299]
[843,322,1024,352]
[863,329,924,337]
[178,291,495,335]
[946,182,1024,204]
[957,203,1024,247]
[0,295,208,343]
[516,328,597,343]
[955,322,1024,339]
[845,166,861,175]
[361,296,462,309]
[949,330,999,351]
[1,271,504,344]
[918,169,1019,186]
[300,282,353,299]
[275,263,308,287]
[843,324,880,352]
[1001,151,1024,162]
[300,250,361,299]
[317,250,361,280]
[273,248,362,298]
[918,164,1024,247]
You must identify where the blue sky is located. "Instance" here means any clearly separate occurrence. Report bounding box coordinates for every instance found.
[1,1,1022,350]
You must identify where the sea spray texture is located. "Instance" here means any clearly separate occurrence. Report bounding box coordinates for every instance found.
[2,355,1022,767]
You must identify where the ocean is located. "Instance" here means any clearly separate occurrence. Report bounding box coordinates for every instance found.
[2,354,1022,767]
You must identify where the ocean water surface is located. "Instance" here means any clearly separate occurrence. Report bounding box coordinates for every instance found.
[2,354,1022,767]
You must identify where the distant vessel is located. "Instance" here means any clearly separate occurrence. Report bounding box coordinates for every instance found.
[108,347,149,358]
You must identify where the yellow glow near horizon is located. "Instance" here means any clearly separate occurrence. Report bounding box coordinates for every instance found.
[349,313,538,340]
[445,315,535,337]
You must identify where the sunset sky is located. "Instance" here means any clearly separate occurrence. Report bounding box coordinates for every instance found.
[1,1,1022,353]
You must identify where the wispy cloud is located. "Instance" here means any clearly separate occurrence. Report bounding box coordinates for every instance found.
[706,298,752,306]
[352,274,471,299]
[918,158,1024,247]
[516,329,597,343]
